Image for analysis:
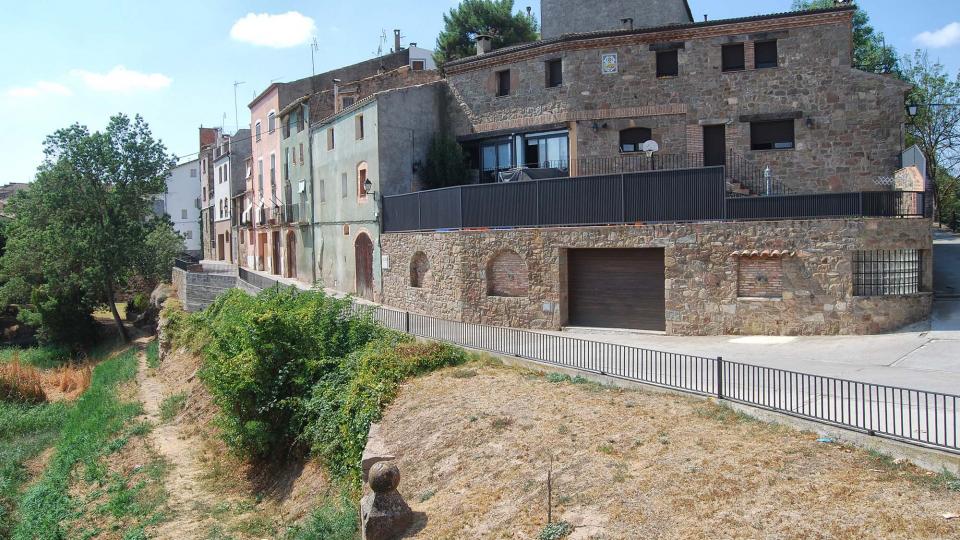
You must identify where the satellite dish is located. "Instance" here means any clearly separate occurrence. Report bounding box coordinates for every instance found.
[641,140,659,154]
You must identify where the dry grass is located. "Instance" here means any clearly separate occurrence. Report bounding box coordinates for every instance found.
[47,364,92,401]
[379,362,960,540]
[0,355,46,403]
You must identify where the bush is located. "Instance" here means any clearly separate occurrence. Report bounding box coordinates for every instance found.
[304,338,467,481]
[196,288,383,458]
[421,135,469,189]
[285,496,357,540]
[127,293,150,317]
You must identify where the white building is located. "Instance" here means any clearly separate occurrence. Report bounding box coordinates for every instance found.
[157,159,201,255]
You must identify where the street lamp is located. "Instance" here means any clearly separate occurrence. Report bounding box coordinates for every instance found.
[906,103,919,117]
[363,177,375,198]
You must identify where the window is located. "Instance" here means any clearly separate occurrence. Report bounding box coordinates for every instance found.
[341,173,348,198]
[184,230,192,240]
[257,159,264,196]
[284,148,290,181]
[656,50,679,77]
[270,154,276,190]
[298,105,306,132]
[755,40,778,69]
[285,111,296,138]
[738,257,783,298]
[319,179,326,203]
[190,168,197,178]
[341,96,355,110]
[722,43,745,72]
[522,132,568,168]
[201,159,206,173]
[299,143,304,165]
[327,128,335,150]
[202,186,206,201]
[853,250,923,296]
[358,162,368,198]
[496,70,511,97]
[268,112,276,133]
[480,140,512,182]
[355,114,364,140]
[619,127,653,153]
[411,60,426,71]
[255,121,262,141]
[181,209,188,219]
[750,120,795,150]
[546,59,562,88]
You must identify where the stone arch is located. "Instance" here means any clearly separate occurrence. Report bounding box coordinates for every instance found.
[486,249,529,297]
[410,251,430,288]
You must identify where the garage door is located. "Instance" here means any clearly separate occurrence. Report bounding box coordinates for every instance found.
[567,248,665,331]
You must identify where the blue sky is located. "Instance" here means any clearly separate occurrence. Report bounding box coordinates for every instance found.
[1,0,958,185]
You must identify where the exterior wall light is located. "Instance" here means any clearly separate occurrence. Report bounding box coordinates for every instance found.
[906,103,919,117]
[363,178,375,196]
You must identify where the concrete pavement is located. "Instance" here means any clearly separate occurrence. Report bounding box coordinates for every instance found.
[549,227,960,396]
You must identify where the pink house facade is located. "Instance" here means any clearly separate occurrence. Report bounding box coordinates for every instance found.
[247,85,284,274]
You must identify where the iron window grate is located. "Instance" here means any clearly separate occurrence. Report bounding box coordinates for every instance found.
[852,249,922,296]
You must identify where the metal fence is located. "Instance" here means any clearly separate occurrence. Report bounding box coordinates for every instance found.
[384,167,726,232]
[351,304,958,454]
[233,269,958,454]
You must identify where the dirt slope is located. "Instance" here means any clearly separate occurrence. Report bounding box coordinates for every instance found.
[377,362,960,539]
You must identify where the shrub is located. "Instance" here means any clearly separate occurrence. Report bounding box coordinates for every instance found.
[128,293,150,317]
[303,338,467,481]
[197,288,383,459]
[285,497,357,540]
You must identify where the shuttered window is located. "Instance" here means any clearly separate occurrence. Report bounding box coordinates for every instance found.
[750,120,794,150]
[546,59,562,87]
[722,43,745,72]
[755,40,778,69]
[496,70,511,97]
[656,50,679,77]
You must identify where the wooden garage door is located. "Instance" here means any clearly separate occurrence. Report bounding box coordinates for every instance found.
[567,248,665,331]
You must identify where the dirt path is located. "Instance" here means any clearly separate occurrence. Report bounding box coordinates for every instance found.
[134,337,218,539]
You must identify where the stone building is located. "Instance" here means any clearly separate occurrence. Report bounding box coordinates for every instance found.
[197,127,217,261]
[372,4,933,336]
[540,0,693,39]
[210,129,250,263]
[444,5,910,194]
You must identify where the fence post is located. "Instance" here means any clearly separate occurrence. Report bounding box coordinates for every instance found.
[716,356,724,400]
[620,173,626,223]
[858,191,864,217]
[404,311,410,334]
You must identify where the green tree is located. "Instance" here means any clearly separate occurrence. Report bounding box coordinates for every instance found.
[0,114,177,343]
[434,0,539,65]
[792,0,899,74]
[421,135,470,189]
[902,50,960,224]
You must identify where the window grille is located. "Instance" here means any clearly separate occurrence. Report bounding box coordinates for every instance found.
[852,250,922,296]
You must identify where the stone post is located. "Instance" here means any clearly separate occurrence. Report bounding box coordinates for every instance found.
[360,462,413,540]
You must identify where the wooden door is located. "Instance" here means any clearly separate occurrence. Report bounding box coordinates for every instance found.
[703,125,726,167]
[567,248,665,331]
[355,233,374,300]
[271,231,281,275]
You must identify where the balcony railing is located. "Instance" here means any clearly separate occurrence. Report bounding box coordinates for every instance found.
[490,151,792,197]
[382,167,929,233]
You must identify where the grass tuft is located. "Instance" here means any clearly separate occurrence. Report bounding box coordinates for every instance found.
[159,392,188,423]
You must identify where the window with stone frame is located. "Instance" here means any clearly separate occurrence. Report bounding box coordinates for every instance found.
[722,43,745,72]
[410,252,430,288]
[754,40,778,69]
[486,250,529,297]
[268,112,276,133]
[356,114,365,140]
[656,50,679,77]
[358,162,369,199]
[496,69,511,97]
[737,256,783,298]
[750,120,795,150]
[619,127,653,153]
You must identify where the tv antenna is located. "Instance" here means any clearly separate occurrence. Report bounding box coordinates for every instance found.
[311,38,320,75]
[375,29,388,57]
[233,81,245,132]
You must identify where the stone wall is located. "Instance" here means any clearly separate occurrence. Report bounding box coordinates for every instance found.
[444,9,911,193]
[379,218,933,336]
[175,270,239,312]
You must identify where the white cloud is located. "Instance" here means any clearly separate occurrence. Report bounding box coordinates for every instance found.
[914,22,960,48]
[5,81,72,98]
[230,11,316,48]
[70,65,172,92]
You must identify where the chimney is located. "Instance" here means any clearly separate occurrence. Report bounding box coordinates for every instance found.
[409,42,417,48]
[475,34,493,55]
[394,29,402,52]
[620,17,634,31]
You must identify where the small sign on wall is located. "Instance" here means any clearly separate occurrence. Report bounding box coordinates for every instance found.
[601,53,618,74]
[382,255,390,270]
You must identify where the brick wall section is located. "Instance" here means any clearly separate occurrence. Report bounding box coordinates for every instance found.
[380,218,932,336]
[443,10,911,193]
[737,257,783,298]
[487,250,529,297]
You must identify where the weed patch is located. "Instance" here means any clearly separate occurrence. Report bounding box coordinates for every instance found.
[159,392,187,422]
[284,496,357,540]
[0,358,46,404]
[538,520,573,540]
[145,341,160,369]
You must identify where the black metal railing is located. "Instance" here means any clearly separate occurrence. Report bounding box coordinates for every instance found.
[384,167,727,232]
[231,268,958,454]
[173,258,195,271]
[356,305,959,454]
[384,170,928,232]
